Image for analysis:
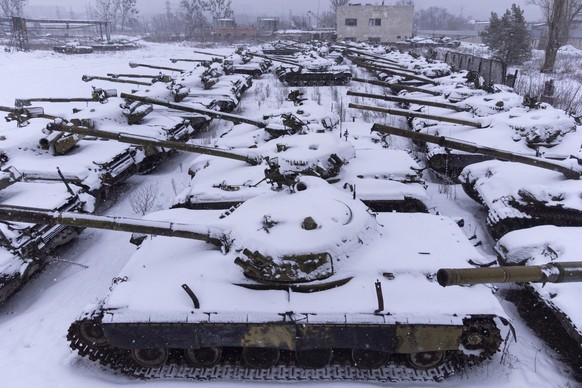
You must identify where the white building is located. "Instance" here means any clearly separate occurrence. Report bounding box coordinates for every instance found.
[337,4,414,43]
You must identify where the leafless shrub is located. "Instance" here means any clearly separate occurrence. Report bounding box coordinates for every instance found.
[129,183,159,215]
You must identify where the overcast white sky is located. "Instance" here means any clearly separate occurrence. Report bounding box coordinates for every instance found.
[26,0,544,21]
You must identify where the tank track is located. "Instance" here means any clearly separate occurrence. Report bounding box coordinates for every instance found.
[67,317,501,383]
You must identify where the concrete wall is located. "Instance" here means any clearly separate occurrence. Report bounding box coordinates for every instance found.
[337,4,413,43]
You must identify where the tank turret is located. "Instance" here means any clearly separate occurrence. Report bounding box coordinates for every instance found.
[248,51,352,86]
[0,177,373,283]
[437,262,582,287]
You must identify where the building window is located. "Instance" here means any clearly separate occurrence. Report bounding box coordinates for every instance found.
[369,18,381,26]
[345,18,357,26]
[397,35,402,39]
[368,37,381,43]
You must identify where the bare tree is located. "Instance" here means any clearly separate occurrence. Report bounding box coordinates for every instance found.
[329,0,349,27]
[179,0,208,38]
[0,0,27,17]
[330,0,349,13]
[89,0,118,29]
[129,183,159,215]
[206,0,233,21]
[116,0,139,31]
[415,7,470,30]
[529,0,582,72]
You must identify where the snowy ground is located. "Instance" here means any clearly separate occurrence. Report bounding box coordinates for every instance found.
[0,41,578,388]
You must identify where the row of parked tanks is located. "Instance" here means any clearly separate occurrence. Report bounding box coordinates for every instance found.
[0,39,580,382]
[345,42,582,375]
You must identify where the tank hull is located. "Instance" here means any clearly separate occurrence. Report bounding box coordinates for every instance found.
[67,210,507,378]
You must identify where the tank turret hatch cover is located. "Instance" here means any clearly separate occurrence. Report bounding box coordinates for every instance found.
[255,132,356,179]
[224,177,379,283]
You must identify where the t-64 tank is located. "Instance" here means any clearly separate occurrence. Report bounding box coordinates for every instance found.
[459,160,582,240]
[249,51,352,86]
[0,177,510,382]
[371,124,582,239]
[0,168,94,303]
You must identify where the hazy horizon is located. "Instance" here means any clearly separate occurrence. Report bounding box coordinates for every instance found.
[25,0,543,22]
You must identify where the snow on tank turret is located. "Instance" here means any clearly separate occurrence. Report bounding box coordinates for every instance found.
[0,176,510,382]
[249,51,352,86]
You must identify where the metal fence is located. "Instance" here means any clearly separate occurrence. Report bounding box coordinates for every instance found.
[437,50,515,87]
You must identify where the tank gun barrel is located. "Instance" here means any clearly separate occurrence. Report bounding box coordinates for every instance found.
[16,97,99,105]
[128,62,185,72]
[437,262,582,287]
[15,89,117,107]
[106,73,171,82]
[0,204,223,246]
[336,44,402,66]
[82,75,151,86]
[47,121,261,165]
[349,59,438,85]
[248,52,300,67]
[170,58,211,64]
[352,77,441,96]
[191,50,227,59]
[120,93,268,129]
[371,123,582,179]
[347,91,467,112]
[349,103,482,128]
[346,55,421,75]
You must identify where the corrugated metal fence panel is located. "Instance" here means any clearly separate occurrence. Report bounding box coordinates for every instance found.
[439,51,509,86]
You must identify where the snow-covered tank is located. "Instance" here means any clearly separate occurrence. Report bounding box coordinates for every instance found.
[0,177,510,382]
[0,168,94,303]
[493,227,582,355]
[249,51,352,86]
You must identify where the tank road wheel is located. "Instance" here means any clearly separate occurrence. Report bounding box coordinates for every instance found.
[406,351,446,370]
[78,320,108,347]
[242,347,280,369]
[184,347,222,367]
[130,348,169,368]
[351,348,388,369]
[296,348,333,368]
